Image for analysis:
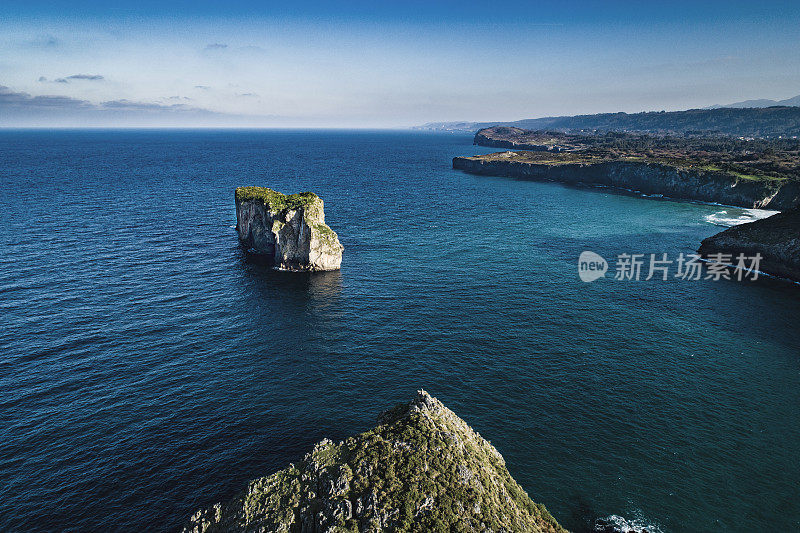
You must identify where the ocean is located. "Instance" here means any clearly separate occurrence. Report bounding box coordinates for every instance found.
[1,129,798,532]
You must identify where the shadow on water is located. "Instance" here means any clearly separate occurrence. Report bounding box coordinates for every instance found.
[234,246,343,301]
[564,493,604,533]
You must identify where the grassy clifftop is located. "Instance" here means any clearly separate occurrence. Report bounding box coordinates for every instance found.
[235,186,320,213]
[473,127,800,183]
[184,391,565,533]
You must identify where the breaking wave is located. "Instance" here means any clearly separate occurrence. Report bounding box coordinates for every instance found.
[594,514,665,533]
[704,208,778,227]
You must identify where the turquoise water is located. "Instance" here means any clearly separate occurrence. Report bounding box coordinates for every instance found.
[0,130,798,532]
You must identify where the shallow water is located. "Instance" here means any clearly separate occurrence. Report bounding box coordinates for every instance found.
[1,130,798,532]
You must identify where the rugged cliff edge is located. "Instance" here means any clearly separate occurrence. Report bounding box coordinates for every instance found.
[462,126,800,209]
[183,391,566,533]
[235,187,343,271]
[453,154,800,210]
[699,207,800,282]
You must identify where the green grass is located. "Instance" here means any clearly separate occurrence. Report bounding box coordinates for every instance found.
[726,170,784,182]
[310,222,339,246]
[235,186,319,212]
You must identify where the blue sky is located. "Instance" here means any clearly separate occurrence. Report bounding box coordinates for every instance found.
[1,1,799,127]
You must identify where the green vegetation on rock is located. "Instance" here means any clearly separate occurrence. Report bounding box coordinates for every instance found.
[475,126,800,181]
[310,222,340,248]
[235,186,320,213]
[235,186,343,271]
[184,391,566,533]
[473,127,800,183]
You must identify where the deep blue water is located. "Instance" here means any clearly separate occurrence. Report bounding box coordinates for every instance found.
[0,130,798,533]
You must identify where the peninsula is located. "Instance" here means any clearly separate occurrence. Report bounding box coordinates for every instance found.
[184,391,566,533]
[453,127,800,209]
[235,187,343,271]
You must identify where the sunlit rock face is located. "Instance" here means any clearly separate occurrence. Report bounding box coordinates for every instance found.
[235,186,343,271]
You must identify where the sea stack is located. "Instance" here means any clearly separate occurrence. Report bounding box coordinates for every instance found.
[235,186,343,271]
[183,390,566,533]
[699,206,800,282]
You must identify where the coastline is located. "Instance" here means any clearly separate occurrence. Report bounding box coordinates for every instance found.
[453,155,800,210]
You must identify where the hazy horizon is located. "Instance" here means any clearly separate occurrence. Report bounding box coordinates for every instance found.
[2,0,800,128]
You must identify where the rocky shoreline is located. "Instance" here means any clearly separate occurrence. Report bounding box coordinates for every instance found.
[453,155,800,210]
[460,126,800,210]
[700,207,800,282]
[184,391,566,533]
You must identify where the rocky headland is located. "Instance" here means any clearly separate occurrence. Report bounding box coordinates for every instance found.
[699,207,800,282]
[455,127,800,210]
[453,153,800,209]
[235,187,343,271]
[184,390,566,533]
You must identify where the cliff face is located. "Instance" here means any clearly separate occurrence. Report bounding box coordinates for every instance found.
[235,187,343,271]
[183,391,566,533]
[699,207,800,282]
[453,156,800,210]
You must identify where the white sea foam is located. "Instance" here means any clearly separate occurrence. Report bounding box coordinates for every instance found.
[594,514,665,533]
[704,208,778,227]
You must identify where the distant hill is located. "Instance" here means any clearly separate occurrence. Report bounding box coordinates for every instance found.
[415,106,800,138]
[707,94,800,109]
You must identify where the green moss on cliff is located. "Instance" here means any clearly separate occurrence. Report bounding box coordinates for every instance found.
[235,186,319,212]
[184,391,565,533]
[309,222,340,249]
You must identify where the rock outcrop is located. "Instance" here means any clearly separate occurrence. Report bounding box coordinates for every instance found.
[235,187,343,271]
[183,390,566,533]
[453,155,800,210]
[699,207,800,282]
